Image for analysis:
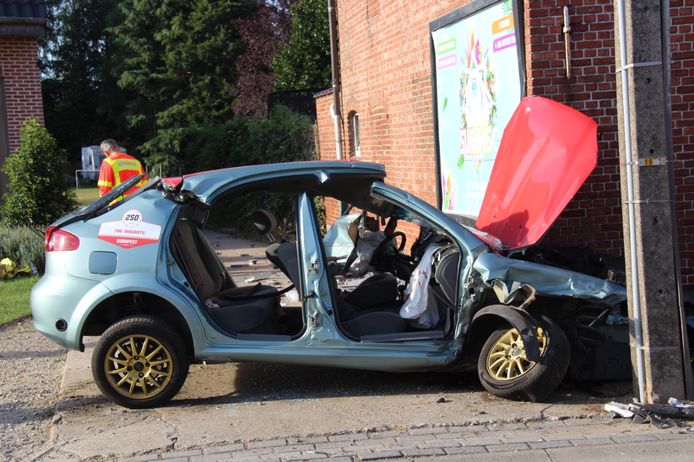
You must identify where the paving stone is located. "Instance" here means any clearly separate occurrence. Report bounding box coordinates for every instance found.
[443,445,488,455]
[569,437,613,446]
[610,433,661,444]
[485,442,530,453]
[328,434,368,442]
[236,455,281,462]
[494,434,544,444]
[314,441,354,450]
[287,437,329,445]
[121,455,160,462]
[246,439,288,449]
[351,437,397,449]
[400,447,446,457]
[656,431,694,441]
[416,438,462,449]
[408,427,449,436]
[161,450,203,459]
[356,450,402,460]
[528,440,573,449]
[274,444,317,454]
[204,443,245,454]
[394,434,430,443]
[279,451,327,461]
[460,437,503,446]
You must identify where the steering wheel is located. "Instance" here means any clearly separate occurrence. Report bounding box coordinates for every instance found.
[370,231,407,269]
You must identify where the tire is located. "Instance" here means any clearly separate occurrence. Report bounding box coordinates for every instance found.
[477,316,570,402]
[92,315,189,409]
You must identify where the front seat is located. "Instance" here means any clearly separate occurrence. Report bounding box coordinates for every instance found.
[171,219,278,333]
[259,221,406,338]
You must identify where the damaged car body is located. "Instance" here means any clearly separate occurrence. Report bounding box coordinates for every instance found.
[32,97,629,408]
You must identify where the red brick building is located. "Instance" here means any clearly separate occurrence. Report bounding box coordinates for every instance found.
[0,0,47,195]
[315,0,694,292]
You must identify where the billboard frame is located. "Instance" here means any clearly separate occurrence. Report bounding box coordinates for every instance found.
[429,0,526,225]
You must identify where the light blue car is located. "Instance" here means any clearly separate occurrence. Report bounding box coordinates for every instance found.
[32,98,628,408]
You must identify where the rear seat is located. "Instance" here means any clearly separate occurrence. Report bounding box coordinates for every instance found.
[171,219,278,333]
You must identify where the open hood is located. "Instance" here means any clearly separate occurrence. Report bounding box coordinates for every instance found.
[475,96,598,250]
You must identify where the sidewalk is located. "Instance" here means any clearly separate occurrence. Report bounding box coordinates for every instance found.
[117,418,694,462]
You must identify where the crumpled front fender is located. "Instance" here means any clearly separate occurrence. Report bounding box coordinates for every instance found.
[471,305,541,362]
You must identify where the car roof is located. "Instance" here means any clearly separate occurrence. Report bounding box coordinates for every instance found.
[177,160,387,204]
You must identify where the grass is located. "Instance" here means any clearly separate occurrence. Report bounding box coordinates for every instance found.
[0,276,38,325]
[73,187,99,206]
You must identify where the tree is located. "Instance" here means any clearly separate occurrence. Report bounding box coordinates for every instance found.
[41,0,127,164]
[272,0,331,91]
[232,1,291,117]
[1,119,76,227]
[113,0,255,173]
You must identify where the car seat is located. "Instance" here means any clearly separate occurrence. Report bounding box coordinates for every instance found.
[171,219,278,333]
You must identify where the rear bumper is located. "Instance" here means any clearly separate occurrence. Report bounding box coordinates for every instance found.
[31,275,102,350]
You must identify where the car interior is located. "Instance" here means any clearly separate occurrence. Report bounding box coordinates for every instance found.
[168,179,463,343]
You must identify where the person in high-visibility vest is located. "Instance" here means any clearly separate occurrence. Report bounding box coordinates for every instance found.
[97,139,148,197]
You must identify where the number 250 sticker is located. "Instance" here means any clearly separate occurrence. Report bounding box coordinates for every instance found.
[97,209,161,249]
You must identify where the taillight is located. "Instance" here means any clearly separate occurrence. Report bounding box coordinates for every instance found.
[45,226,80,252]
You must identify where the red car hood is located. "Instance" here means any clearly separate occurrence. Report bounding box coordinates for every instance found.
[475,96,598,250]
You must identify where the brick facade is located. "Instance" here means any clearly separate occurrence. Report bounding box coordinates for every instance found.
[315,0,694,288]
[0,36,45,194]
[0,36,44,148]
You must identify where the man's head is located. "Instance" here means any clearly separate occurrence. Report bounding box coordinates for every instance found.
[100,139,120,156]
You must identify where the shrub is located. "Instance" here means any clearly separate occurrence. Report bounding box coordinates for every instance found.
[0,227,44,274]
[1,118,76,227]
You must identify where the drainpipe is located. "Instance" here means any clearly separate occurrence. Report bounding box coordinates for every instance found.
[327,0,343,159]
[615,0,646,404]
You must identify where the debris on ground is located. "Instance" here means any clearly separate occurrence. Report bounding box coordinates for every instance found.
[605,397,694,430]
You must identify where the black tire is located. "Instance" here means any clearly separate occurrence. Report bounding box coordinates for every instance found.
[92,315,189,409]
[477,316,570,402]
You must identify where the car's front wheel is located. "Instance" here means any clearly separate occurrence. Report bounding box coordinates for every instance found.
[92,315,189,408]
[477,316,570,402]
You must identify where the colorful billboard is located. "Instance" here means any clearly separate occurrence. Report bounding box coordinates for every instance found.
[431,0,524,220]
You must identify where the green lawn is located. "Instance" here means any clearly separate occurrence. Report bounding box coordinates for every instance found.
[73,187,99,206]
[0,276,37,325]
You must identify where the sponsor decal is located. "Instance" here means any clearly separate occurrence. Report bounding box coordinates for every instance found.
[98,209,161,249]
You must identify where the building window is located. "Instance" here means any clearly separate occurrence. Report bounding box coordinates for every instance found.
[348,111,360,158]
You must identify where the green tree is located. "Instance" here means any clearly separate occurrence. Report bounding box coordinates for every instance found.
[1,119,76,227]
[272,0,331,90]
[113,0,255,173]
[41,0,127,164]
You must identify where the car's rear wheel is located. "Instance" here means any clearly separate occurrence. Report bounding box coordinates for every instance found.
[92,315,189,409]
[477,316,570,402]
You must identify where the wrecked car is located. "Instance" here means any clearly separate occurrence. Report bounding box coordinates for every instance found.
[31,97,628,408]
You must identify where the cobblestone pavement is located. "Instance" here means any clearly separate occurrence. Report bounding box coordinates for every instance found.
[114,417,694,462]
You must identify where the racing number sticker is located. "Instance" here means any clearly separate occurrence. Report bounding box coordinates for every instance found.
[97,209,162,249]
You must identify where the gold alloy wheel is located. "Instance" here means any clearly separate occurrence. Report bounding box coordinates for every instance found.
[486,327,548,381]
[104,334,173,399]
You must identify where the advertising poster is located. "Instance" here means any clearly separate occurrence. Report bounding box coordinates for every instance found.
[431,0,523,219]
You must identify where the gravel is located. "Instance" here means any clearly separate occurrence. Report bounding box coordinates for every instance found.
[0,318,67,461]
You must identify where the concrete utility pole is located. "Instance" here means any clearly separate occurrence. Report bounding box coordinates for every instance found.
[614,0,692,402]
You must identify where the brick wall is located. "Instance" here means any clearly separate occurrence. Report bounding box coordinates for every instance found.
[523,1,623,254]
[0,36,45,150]
[671,0,694,286]
[317,0,694,286]
[0,35,45,195]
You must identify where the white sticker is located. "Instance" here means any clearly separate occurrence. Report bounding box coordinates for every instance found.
[98,209,162,249]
